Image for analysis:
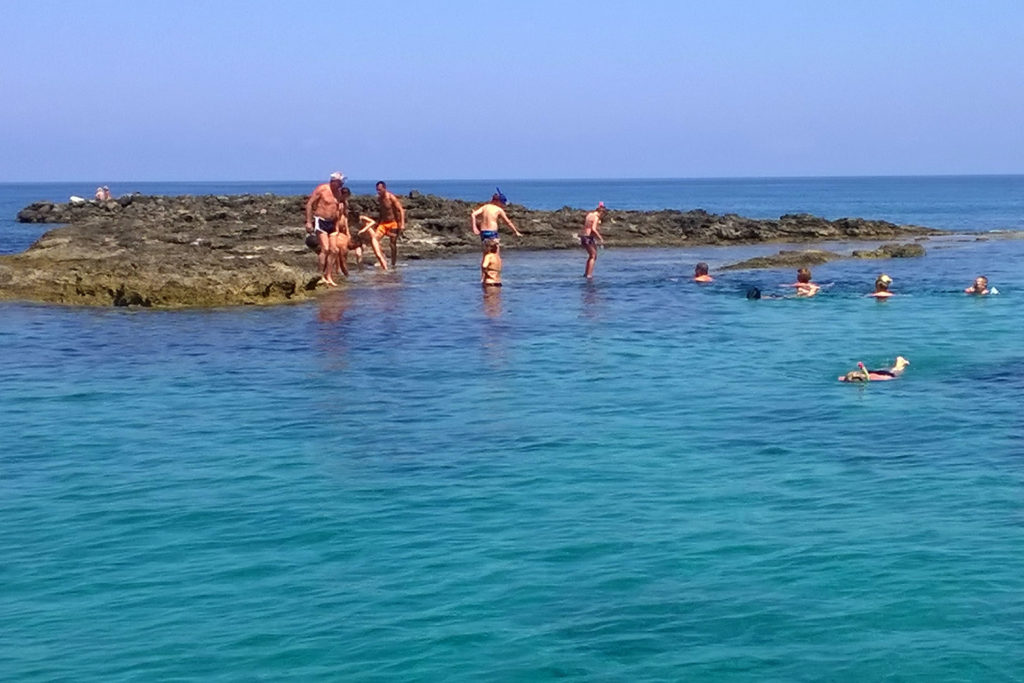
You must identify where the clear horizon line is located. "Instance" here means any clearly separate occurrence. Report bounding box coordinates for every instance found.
[3,172,1024,184]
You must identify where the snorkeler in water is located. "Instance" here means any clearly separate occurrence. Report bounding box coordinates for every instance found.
[745,287,784,300]
[838,356,910,382]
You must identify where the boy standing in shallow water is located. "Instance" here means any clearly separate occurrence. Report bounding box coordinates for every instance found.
[481,240,502,286]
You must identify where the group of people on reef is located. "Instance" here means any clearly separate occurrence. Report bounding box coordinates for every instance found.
[303,172,1004,384]
[94,186,112,201]
[304,174,1004,295]
[304,172,405,286]
[303,172,615,286]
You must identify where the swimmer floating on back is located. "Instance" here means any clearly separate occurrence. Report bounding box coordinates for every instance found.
[838,356,910,382]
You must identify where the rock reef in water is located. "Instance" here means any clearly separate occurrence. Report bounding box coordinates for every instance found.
[3,193,939,307]
[722,242,927,271]
[720,249,844,271]
[851,243,927,259]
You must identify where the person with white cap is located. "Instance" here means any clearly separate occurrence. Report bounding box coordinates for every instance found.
[305,171,349,285]
[868,273,894,299]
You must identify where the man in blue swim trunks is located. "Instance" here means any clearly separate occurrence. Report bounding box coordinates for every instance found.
[471,191,522,251]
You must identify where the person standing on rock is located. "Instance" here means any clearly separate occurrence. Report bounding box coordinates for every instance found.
[580,202,607,278]
[373,181,405,269]
[305,172,347,286]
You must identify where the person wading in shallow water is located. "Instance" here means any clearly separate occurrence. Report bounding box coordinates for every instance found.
[373,181,405,270]
[471,189,522,277]
[580,202,607,278]
[471,190,522,249]
[305,172,347,286]
[481,239,502,287]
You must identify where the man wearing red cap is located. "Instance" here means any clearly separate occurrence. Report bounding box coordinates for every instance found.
[580,202,607,278]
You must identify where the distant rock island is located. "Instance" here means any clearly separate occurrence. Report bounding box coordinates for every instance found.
[1,192,939,308]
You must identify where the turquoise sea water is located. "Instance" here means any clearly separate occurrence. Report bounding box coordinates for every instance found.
[2,179,1024,680]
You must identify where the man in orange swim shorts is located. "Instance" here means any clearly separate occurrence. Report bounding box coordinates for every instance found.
[373,181,405,269]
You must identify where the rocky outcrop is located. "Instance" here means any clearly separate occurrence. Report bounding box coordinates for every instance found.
[720,249,844,271]
[2,192,940,307]
[722,242,927,271]
[851,242,927,259]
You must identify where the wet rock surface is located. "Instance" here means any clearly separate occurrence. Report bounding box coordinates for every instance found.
[722,242,928,271]
[851,242,927,259]
[720,249,845,271]
[4,192,939,307]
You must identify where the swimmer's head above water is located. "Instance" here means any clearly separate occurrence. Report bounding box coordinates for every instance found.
[965,275,993,295]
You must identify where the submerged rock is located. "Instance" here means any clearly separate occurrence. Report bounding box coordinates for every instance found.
[722,242,928,271]
[851,242,927,259]
[721,249,844,271]
[3,193,939,308]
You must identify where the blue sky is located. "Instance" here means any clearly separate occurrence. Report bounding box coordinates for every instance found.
[1,0,1022,180]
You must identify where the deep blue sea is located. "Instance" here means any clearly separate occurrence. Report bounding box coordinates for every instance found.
[2,178,1023,681]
